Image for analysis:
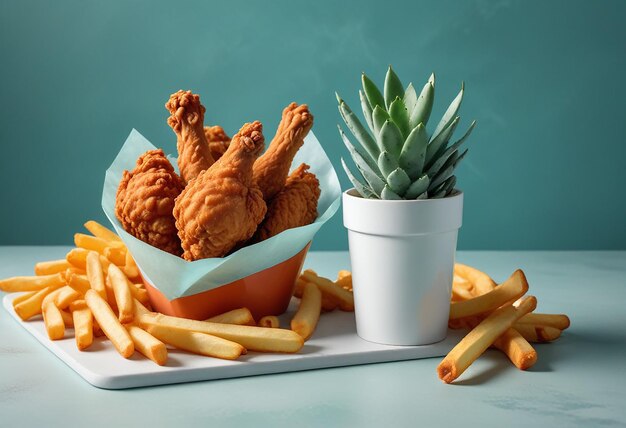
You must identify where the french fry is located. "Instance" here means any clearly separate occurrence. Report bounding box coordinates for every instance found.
[34,260,71,276]
[42,302,65,340]
[438,296,537,383]
[42,285,80,310]
[59,309,74,327]
[138,312,304,353]
[449,270,529,320]
[85,290,134,358]
[84,220,122,243]
[129,284,150,305]
[144,323,245,360]
[12,291,37,307]
[70,300,94,351]
[301,270,354,311]
[293,277,307,298]
[451,284,474,302]
[75,233,110,254]
[126,325,168,365]
[291,282,322,340]
[85,251,108,301]
[66,248,111,272]
[0,273,64,292]
[104,275,118,312]
[13,284,64,320]
[513,324,562,342]
[492,328,537,370]
[104,245,126,266]
[66,271,92,295]
[454,263,496,296]
[517,313,570,330]
[258,316,280,328]
[207,308,256,326]
[335,270,352,291]
[108,264,134,323]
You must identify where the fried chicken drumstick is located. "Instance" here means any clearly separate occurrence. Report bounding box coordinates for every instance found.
[252,103,313,201]
[173,121,267,260]
[166,90,215,183]
[115,149,185,255]
[253,163,320,242]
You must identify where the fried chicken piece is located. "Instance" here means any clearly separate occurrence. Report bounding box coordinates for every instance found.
[173,121,267,260]
[204,125,231,161]
[252,103,313,201]
[166,90,215,183]
[115,149,185,255]
[253,163,320,242]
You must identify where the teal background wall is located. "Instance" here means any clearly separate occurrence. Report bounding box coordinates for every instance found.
[1,0,624,250]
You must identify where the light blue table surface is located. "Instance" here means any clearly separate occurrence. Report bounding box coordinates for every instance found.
[1,248,625,427]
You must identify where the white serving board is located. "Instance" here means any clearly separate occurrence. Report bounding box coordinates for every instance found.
[3,294,462,389]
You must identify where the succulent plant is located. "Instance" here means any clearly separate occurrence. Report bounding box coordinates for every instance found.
[337,66,475,199]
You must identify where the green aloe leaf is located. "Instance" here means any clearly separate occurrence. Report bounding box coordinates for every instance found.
[359,90,374,133]
[378,120,404,160]
[427,150,458,179]
[341,158,376,198]
[405,175,430,199]
[389,97,410,139]
[453,148,469,170]
[430,82,464,143]
[338,125,384,195]
[428,164,455,191]
[386,168,411,196]
[384,66,404,110]
[338,99,379,160]
[431,175,456,199]
[373,105,390,138]
[403,83,418,114]
[362,73,385,110]
[377,150,399,178]
[443,175,457,195]
[398,123,428,181]
[409,81,435,129]
[381,185,402,200]
[425,116,460,167]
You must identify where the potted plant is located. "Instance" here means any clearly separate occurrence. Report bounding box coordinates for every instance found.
[337,66,474,345]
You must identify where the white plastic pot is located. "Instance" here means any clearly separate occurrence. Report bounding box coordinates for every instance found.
[342,188,463,346]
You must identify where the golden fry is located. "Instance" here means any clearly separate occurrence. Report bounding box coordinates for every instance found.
[258,316,280,328]
[207,308,256,326]
[144,323,244,360]
[86,251,107,300]
[126,325,167,365]
[492,328,537,370]
[13,285,63,320]
[12,291,37,307]
[138,312,304,353]
[438,296,537,383]
[513,324,562,342]
[301,270,354,311]
[41,285,80,310]
[71,302,94,351]
[449,270,529,320]
[108,264,134,323]
[34,260,71,276]
[84,220,122,243]
[517,313,570,330]
[85,290,134,358]
[291,282,322,341]
[66,272,92,295]
[60,309,74,327]
[293,277,307,298]
[454,263,496,296]
[335,270,352,291]
[104,245,126,266]
[75,233,110,254]
[0,273,64,293]
[42,302,65,340]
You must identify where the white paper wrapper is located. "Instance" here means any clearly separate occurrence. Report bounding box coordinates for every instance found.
[102,129,341,300]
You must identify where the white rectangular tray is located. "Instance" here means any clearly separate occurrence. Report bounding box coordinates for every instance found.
[3,294,462,389]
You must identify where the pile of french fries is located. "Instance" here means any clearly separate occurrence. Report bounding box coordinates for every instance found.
[439,263,570,383]
[1,221,324,364]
